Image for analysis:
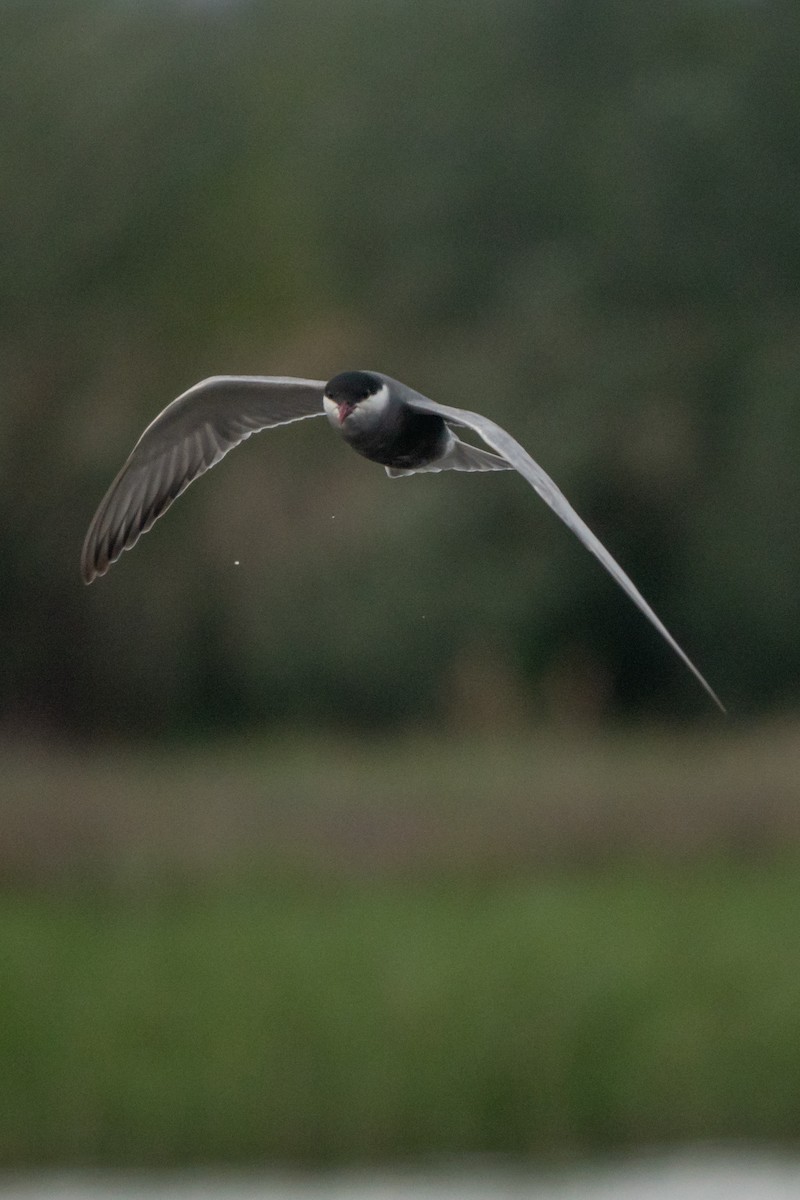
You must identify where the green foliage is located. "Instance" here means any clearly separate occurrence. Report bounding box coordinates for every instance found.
[2,0,800,732]
[2,863,800,1166]
[2,722,799,1166]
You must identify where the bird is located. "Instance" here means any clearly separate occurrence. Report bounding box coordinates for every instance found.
[81,369,724,711]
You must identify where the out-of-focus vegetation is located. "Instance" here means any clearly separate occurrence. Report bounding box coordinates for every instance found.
[4,788,800,1163]
[3,722,800,884]
[7,867,800,1165]
[3,0,800,735]
[2,724,800,1165]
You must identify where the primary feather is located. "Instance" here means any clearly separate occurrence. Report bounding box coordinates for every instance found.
[81,376,325,582]
[400,384,725,713]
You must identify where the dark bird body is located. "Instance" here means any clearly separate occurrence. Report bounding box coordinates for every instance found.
[81,369,724,711]
[344,406,449,470]
[326,371,449,469]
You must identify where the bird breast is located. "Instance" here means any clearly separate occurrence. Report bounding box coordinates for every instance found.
[343,402,449,470]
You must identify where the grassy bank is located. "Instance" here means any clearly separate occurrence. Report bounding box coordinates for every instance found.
[3,718,800,882]
[2,862,800,1166]
[2,722,800,1165]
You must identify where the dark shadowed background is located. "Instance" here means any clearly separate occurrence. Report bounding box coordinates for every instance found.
[2,0,800,1177]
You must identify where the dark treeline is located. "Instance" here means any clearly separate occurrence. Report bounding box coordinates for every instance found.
[2,0,799,735]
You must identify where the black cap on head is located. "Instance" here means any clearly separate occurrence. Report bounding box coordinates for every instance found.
[324,371,382,401]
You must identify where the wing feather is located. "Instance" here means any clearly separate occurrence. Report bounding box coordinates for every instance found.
[404,390,724,712]
[81,375,325,582]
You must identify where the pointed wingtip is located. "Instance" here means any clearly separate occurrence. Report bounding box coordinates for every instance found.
[80,543,96,585]
[691,666,726,715]
[80,535,104,585]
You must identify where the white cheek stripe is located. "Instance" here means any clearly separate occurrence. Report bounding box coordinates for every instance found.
[357,384,390,415]
[322,384,390,422]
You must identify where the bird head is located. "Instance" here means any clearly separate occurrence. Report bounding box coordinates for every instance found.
[323,371,388,427]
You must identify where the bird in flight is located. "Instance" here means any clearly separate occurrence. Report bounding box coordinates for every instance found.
[81,370,724,710]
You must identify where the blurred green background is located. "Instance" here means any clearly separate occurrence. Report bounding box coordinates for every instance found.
[2,0,800,1172]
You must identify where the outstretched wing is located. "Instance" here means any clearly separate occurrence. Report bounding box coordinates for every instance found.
[404,389,724,712]
[81,375,326,583]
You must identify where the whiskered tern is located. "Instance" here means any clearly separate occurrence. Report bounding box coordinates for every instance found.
[81,370,724,710]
